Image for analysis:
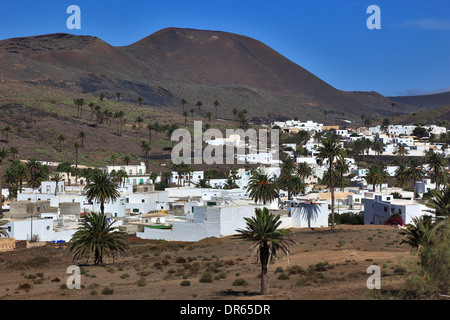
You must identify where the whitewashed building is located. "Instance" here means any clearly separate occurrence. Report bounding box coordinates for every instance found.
[363,194,431,225]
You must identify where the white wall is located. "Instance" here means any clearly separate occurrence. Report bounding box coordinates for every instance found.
[136,204,254,241]
[5,218,54,241]
[279,202,328,229]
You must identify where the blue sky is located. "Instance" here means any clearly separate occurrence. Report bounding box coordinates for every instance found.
[0,0,449,97]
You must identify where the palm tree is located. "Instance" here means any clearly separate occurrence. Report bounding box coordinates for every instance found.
[26,157,46,190]
[74,142,81,168]
[223,176,238,190]
[1,126,11,143]
[213,100,220,118]
[8,146,18,159]
[94,104,102,123]
[365,164,388,192]
[196,101,203,111]
[72,167,81,186]
[205,111,212,123]
[372,139,385,155]
[196,178,212,188]
[147,123,155,147]
[393,144,409,161]
[116,169,128,188]
[232,108,238,119]
[137,96,144,106]
[149,171,158,185]
[236,207,297,295]
[57,161,72,186]
[334,158,350,191]
[181,98,187,112]
[5,159,26,195]
[68,211,129,265]
[278,158,299,200]
[88,102,95,121]
[0,148,9,212]
[73,98,85,118]
[123,155,131,165]
[280,157,296,176]
[141,140,151,173]
[316,138,345,230]
[116,91,121,102]
[51,172,64,196]
[426,151,448,190]
[399,216,436,252]
[297,162,312,182]
[423,185,450,217]
[78,131,85,147]
[394,164,409,189]
[136,115,144,129]
[57,134,66,152]
[246,169,279,205]
[286,175,307,199]
[182,111,189,123]
[84,172,120,216]
[406,159,425,200]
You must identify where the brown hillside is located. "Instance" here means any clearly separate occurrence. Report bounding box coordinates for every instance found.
[0,28,412,122]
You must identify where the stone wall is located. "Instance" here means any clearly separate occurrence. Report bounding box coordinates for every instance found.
[0,238,16,252]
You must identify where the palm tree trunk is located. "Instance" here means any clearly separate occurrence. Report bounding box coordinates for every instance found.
[260,243,269,295]
[330,163,335,230]
[0,165,3,213]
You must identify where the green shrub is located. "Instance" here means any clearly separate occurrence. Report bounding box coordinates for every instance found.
[333,211,364,225]
[232,278,248,286]
[274,266,284,274]
[403,219,450,297]
[277,273,290,280]
[101,287,114,295]
[180,280,191,286]
[137,277,147,287]
[199,273,213,283]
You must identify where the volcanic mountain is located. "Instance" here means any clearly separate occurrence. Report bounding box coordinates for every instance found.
[0,27,430,122]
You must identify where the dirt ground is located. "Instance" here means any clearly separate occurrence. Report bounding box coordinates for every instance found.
[0,225,414,301]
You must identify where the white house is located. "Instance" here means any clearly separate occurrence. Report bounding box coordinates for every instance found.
[125,191,170,214]
[3,218,54,242]
[363,194,431,225]
[136,201,256,242]
[103,162,147,176]
[279,199,329,229]
[170,170,204,186]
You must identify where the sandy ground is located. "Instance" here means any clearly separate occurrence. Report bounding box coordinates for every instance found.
[0,225,413,301]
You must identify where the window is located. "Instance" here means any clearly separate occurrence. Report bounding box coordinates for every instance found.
[141,199,145,203]
[384,207,387,212]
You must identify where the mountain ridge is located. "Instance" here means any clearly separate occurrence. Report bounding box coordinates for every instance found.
[0,27,442,122]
